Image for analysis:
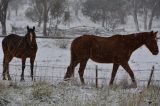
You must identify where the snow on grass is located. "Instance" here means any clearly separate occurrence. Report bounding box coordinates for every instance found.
[0,79,159,106]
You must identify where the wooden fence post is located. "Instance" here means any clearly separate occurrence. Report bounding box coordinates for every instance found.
[147,65,155,88]
[95,65,98,88]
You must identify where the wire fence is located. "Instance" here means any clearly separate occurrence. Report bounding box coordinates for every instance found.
[0,62,160,88]
[0,34,159,87]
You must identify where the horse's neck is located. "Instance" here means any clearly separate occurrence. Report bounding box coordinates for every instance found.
[127,34,144,51]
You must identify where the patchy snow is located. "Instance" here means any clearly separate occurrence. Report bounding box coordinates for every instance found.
[0,1,160,105]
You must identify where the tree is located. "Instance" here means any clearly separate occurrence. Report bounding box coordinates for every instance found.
[25,7,39,22]
[25,0,66,36]
[50,0,66,36]
[71,0,82,18]
[82,0,127,30]
[132,0,140,31]
[42,0,48,36]
[9,0,24,16]
[148,0,160,30]
[130,0,160,31]
[32,0,44,27]
[0,0,9,35]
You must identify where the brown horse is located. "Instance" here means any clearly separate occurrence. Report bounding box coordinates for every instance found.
[64,31,159,87]
[2,26,38,81]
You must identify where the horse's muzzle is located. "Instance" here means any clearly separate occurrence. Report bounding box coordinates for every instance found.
[153,50,159,55]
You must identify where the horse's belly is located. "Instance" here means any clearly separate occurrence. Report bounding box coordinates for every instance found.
[14,53,30,58]
[14,50,35,58]
[90,52,128,63]
[90,55,114,63]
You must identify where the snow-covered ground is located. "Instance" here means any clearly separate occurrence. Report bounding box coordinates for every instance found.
[0,2,160,105]
[0,24,160,106]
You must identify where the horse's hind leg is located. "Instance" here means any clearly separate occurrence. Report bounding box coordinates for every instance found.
[78,60,88,84]
[3,55,12,80]
[109,64,119,85]
[121,63,137,87]
[3,59,8,80]
[64,61,78,79]
[21,58,26,81]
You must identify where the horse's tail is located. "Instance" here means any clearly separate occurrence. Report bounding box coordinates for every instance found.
[64,47,76,79]
[70,44,77,64]
[64,41,78,78]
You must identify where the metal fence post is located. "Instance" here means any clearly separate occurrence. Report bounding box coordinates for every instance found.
[147,65,155,88]
[96,65,98,88]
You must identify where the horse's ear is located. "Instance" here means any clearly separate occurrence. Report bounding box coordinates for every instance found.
[154,31,158,35]
[27,26,29,31]
[150,31,154,34]
[33,26,35,31]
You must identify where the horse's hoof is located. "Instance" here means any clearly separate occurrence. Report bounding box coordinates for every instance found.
[2,77,6,80]
[64,78,70,81]
[131,83,137,88]
[109,83,113,86]
[81,82,85,86]
[20,78,25,82]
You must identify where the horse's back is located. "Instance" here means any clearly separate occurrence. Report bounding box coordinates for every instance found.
[71,34,121,47]
[70,34,129,63]
[2,34,23,52]
[3,34,22,44]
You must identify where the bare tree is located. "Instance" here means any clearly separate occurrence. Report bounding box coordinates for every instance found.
[26,0,66,36]
[72,0,82,18]
[142,0,148,30]
[82,0,127,30]
[32,0,44,27]
[42,0,53,36]
[132,0,140,31]
[27,0,53,36]
[0,0,9,35]
[9,0,23,16]
[50,0,66,36]
[148,0,160,30]
[130,0,160,31]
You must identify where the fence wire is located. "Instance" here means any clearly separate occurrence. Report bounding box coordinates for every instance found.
[0,62,160,87]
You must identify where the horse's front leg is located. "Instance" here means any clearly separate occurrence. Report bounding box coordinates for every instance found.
[30,56,35,81]
[3,62,9,80]
[121,62,137,87]
[21,58,26,81]
[109,64,119,85]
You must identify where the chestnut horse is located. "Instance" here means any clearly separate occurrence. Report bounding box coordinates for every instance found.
[2,26,38,81]
[64,31,159,87]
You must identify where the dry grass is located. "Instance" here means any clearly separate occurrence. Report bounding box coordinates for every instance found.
[0,77,159,106]
[0,82,10,106]
[119,85,160,106]
[31,80,53,101]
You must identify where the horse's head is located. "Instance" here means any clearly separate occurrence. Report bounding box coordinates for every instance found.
[144,31,159,55]
[25,26,36,47]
